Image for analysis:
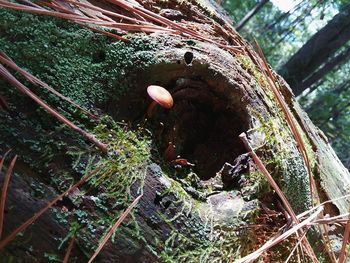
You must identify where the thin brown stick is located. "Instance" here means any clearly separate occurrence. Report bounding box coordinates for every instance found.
[0,64,107,152]
[319,220,337,263]
[87,194,142,263]
[339,204,350,263]
[239,133,299,223]
[0,155,17,239]
[252,39,330,262]
[312,213,349,225]
[63,235,76,263]
[0,168,100,250]
[239,133,318,262]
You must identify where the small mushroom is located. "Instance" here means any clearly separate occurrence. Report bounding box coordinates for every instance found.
[146,85,173,116]
[163,142,177,162]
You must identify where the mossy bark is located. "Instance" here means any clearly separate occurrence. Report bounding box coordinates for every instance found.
[0,1,349,262]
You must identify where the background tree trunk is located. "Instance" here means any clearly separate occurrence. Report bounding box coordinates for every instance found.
[279,3,350,95]
[235,0,269,31]
[0,0,349,262]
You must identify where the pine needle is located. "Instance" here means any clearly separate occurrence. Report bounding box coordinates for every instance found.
[63,235,76,263]
[87,194,142,263]
[0,0,243,53]
[0,154,16,239]
[234,206,323,263]
[284,227,310,263]
[252,39,317,202]
[0,149,11,174]
[338,204,350,263]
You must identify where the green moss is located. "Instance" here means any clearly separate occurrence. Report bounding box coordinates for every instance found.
[0,8,160,259]
[0,9,159,107]
[249,108,313,213]
[0,8,160,179]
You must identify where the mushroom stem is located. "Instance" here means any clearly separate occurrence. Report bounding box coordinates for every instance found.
[146,100,157,117]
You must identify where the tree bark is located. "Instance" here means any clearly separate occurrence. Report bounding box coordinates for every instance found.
[279,3,350,95]
[0,1,349,262]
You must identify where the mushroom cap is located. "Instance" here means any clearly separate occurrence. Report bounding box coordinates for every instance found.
[147,85,173,109]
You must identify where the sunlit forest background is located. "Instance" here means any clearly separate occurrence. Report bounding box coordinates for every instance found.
[222,0,350,169]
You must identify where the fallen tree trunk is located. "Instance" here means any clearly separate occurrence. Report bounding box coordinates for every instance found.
[0,1,349,262]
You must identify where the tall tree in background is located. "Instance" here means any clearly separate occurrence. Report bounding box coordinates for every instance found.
[279,3,350,96]
[235,0,268,31]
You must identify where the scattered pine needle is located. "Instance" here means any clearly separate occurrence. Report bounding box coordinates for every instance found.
[0,64,108,152]
[234,206,323,263]
[0,155,17,239]
[0,0,243,53]
[239,133,318,262]
[87,194,142,263]
[63,235,76,263]
[284,227,310,263]
[0,168,100,250]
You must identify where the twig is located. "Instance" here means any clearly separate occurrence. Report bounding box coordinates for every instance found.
[87,194,143,263]
[63,235,76,263]
[0,64,108,152]
[0,168,100,250]
[339,204,350,263]
[0,155,17,239]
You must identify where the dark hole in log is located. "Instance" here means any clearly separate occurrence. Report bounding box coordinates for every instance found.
[184,52,193,65]
[92,50,106,63]
[111,63,249,182]
[147,78,248,181]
